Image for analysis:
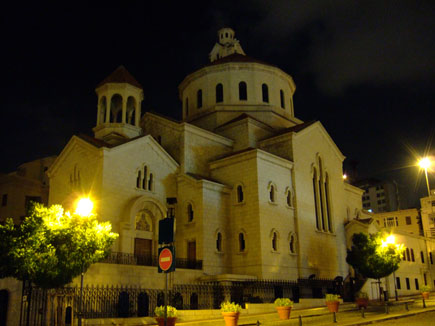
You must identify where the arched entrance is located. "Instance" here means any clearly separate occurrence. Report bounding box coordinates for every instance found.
[121,197,166,265]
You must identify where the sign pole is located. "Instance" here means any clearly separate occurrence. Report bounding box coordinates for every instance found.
[165,272,168,326]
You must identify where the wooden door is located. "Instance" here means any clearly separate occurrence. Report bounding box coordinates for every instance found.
[188,241,196,261]
[135,238,152,265]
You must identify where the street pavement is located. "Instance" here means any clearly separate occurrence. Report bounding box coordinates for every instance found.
[174,296,435,326]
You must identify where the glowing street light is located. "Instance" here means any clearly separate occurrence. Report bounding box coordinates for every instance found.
[418,157,432,196]
[75,197,94,326]
[75,197,94,217]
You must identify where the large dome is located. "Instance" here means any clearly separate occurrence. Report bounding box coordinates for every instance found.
[178,31,299,131]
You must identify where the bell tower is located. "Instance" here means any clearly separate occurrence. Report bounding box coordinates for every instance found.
[93,65,144,145]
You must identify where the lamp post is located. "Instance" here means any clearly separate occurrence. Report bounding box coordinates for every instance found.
[418,157,432,197]
[382,235,401,301]
[75,198,94,326]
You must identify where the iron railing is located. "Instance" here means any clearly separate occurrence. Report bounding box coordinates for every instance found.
[102,252,203,270]
[20,277,342,325]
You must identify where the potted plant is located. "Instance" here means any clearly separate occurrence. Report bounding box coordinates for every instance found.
[325,294,340,313]
[421,285,431,300]
[221,301,242,326]
[355,291,369,309]
[154,305,177,326]
[274,298,293,320]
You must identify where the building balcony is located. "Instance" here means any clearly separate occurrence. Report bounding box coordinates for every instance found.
[101,251,203,270]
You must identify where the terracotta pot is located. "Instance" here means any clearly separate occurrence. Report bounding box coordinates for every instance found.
[422,292,430,300]
[155,317,177,326]
[326,301,340,313]
[276,306,292,320]
[222,312,239,326]
[356,298,369,309]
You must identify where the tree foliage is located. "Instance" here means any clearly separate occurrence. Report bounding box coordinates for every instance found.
[346,232,404,280]
[0,203,118,288]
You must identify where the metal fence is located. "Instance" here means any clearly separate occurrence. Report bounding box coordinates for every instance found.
[102,252,203,270]
[20,278,341,325]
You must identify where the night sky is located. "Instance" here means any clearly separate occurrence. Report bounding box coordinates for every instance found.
[1,1,434,207]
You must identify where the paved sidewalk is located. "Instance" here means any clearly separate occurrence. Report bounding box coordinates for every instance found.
[174,297,435,326]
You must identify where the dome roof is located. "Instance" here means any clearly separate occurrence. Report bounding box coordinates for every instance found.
[96,65,142,89]
[203,53,277,69]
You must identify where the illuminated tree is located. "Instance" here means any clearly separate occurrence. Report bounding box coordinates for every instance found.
[347,232,403,279]
[346,232,404,298]
[0,203,118,288]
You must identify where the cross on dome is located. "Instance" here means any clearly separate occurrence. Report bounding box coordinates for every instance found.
[209,27,246,62]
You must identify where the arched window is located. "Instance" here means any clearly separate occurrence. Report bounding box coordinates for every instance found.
[269,184,276,203]
[239,82,247,100]
[313,167,320,230]
[286,188,293,207]
[148,173,153,191]
[272,232,278,251]
[262,84,269,103]
[318,158,326,231]
[127,96,136,125]
[289,234,296,253]
[325,173,332,232]
[239,233,245,252]
[280,90,285,108]
[185,98,189,117]
[237,185,244,203]
[136,170,141,188]
[187,204,194,222]
[110,94,123,123]
[216,232,222,252]
[197,89,202,108]
[142,166,148,189]
[216,83,223,103]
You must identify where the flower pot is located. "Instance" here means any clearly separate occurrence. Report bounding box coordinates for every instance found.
[356,298,369,309]
[155,317,177,326]
[276,306,292,320]
[422,292,430,300]
[326,301,340,313]
[222,312,239,326]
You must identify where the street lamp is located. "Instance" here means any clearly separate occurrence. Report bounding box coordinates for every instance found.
[75,197,94,326]
[418,157,432,196]
[381,234,401,301]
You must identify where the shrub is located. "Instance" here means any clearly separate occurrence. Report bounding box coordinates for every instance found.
[220,301,242,313]
[155,305,177,317]
[325,294,340,302]
[274,298,294,307]
[420,285,431,293]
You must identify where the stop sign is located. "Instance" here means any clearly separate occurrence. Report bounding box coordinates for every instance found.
[158,247,174,272]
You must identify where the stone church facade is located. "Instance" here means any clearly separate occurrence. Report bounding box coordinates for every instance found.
[47,28,364,288]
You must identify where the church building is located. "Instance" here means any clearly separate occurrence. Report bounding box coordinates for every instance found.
[48,27,363,287]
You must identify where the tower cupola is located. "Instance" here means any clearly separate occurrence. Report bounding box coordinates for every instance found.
[209,27,245,62]
[93,66,144,144]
